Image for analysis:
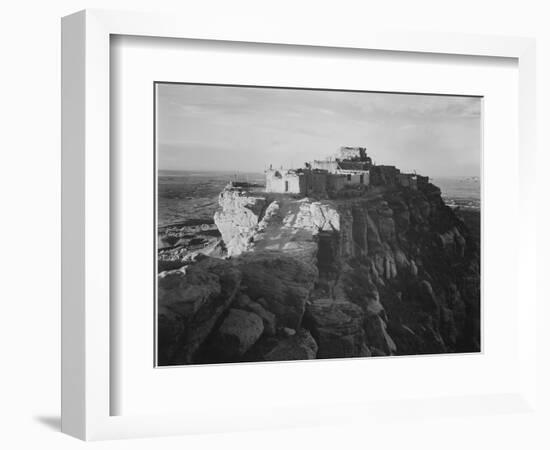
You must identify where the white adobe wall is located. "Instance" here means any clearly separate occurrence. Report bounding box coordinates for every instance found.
[266,172,285,193]
[265,170,303,193]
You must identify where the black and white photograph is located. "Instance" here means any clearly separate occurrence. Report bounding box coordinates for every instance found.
[3,0,546,446]
[156,83,481,366]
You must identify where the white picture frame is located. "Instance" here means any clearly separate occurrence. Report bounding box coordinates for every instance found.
[61,9,537,441]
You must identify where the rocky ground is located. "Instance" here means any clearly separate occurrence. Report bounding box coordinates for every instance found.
[157,182,480,365]
[157,219,224,272]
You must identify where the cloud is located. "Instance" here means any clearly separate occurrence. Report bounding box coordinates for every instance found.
[156,84,481,177]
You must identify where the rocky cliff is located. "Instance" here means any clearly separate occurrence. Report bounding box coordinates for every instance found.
[158,182,480,365]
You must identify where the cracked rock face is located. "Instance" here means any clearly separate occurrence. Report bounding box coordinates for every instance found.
[305,298,370,359]
[213,187,268,256]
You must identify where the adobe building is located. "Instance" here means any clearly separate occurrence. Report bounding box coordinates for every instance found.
[265,146,426,196]
[264,167,331,196]
[265,168,304,194]
[310,146,372,186]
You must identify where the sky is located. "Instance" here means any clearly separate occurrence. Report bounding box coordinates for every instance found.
[156,83,481,177]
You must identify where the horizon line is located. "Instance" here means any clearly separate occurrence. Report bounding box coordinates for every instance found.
[158,168,480,178]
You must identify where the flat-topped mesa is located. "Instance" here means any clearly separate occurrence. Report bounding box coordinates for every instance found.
[265,145,427,197]
[159,167,480,364]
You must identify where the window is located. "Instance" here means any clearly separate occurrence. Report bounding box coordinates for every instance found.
[285,180,289,192]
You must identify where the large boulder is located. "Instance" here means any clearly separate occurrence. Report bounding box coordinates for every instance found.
[304,298,369,359]
[234,294,277,336]
[157,256,241,365]
[235,251,318,329]
[206,308,264,360]
[263,329,318,361]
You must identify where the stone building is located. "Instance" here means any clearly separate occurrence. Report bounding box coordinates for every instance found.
[309,160,370,187]
[265,146,426,196]
[309,146,372,188]
[266,146,372,195]
[327,173,346,192]
[264,168,333,196]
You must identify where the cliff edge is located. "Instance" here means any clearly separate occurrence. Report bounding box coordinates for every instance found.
[158,182,480,365]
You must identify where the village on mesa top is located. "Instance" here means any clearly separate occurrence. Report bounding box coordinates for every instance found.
[264,146,429,196]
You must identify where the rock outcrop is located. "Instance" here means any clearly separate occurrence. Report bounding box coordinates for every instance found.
[262,329,318,361]
[304,298,370,358]
[206,308,264,360]
[214,186,340,265]
[235,251,318,330]
[213,187,268,256]
[157,256,241,365]
[158,181,480,365]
